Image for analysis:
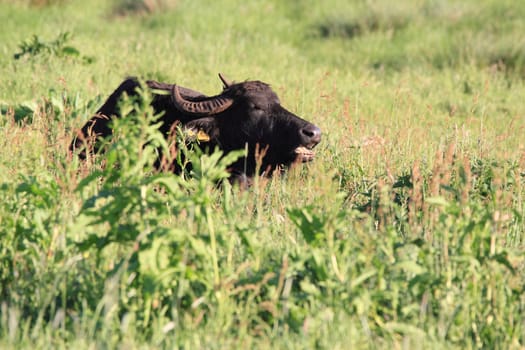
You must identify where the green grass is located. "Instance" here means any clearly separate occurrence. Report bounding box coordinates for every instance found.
[1,0,525,348]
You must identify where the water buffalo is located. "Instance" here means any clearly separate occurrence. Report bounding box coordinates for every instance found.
[70,74,321,183]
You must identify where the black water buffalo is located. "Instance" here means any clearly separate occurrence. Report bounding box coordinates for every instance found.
[70,74,321,183]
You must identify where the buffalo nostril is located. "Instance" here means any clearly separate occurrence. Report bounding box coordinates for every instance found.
[301,125,321,144]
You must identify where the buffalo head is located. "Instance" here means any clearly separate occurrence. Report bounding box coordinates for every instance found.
[171,75,321,177]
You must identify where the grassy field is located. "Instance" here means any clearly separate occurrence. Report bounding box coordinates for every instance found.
[1,0,525,348]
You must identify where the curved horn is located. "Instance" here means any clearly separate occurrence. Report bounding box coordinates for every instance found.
[218,73,233,88]
[171,85,234,116]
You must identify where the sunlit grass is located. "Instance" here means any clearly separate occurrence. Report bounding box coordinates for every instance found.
[1,0,524,348]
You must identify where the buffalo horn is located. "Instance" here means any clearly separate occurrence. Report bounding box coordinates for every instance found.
[218,73,233,88]
[171,85,234,116]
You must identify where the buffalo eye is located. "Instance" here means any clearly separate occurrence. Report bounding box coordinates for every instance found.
[249,103,265,116]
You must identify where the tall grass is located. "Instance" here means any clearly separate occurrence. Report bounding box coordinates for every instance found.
[1,0,524,348]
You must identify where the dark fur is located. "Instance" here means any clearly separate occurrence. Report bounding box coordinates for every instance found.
[70,77,321,182]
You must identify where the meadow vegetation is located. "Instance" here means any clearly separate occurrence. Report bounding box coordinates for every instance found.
[0,0,524,348]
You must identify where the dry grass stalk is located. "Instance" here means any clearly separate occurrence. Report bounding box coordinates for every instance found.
[423,141,458,236]
[409,160,423,226]
[460,155,472,205]
[423,147,444,237]
[441,141,456,186]
[514,152,524,216]
[376,177,391,230]
[429,147,443,198]
[159,122,179,173]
